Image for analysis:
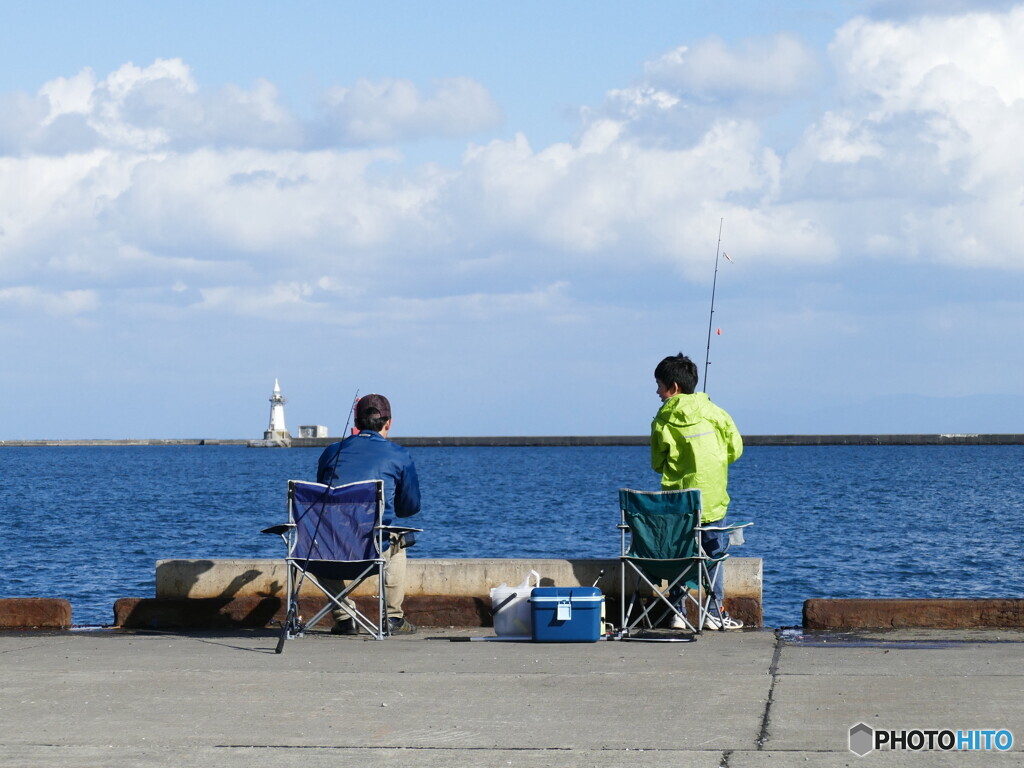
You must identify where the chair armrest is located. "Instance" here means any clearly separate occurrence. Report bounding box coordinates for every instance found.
[700,521,753,532]
[261,523,295,535]
[379,525,424,536]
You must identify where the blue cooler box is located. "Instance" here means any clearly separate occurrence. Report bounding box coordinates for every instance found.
[530,587,603,642]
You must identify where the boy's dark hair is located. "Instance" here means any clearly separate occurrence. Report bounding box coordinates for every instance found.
[655,353,698,394]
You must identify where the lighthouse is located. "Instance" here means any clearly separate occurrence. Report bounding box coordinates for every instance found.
[263,379,292,441]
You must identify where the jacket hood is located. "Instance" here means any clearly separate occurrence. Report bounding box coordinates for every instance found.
[655,392,714,429]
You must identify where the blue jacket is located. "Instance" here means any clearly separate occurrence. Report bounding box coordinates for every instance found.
[316,431,421,524]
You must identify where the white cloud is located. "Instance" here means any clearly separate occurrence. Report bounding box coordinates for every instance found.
[594,33,822,151]
[0,150,126,271]
[644,34,819,99]
[783,7,1024,267]
[5,7,1024,344]
[0,286,98,316]
[832,10,1024,109]
[316,77,503,145]
[106,147,451,266]
[450,119,834,270]
[0,144,452,289]
[0,61,501,155]
[0,59,301,154]
[796,112,885,164]
[603,86,680,120]
[38,69,97,124]
[0,48,833,322]
[193,279,573,331]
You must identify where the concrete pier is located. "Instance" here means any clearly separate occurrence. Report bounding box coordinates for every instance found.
[1,627,1022,767]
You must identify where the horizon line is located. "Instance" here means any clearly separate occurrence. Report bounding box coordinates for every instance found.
[2,433,1022,447]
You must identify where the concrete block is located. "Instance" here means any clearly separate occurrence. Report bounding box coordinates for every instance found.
[146,557,763,630]
[156,557,762,601]
[115,595,493,630]
[721,596,761,629]
[155,560,284,599]
[803,598,1024,629]
[0,598,72,629]
[114,597,283,629]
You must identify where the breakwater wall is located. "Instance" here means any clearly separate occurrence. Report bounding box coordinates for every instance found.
[2,433,1023,447]
[0,439,249,447]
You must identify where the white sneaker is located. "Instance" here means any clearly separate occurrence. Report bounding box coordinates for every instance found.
[703,613,744,630]
[670,614,690,630]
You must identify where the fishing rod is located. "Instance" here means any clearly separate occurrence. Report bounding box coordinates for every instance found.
[274,387,361,650]
[702,218,724,393]
[295,388,359,588]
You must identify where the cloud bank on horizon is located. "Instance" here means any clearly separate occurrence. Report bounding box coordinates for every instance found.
[2,3,1023,438]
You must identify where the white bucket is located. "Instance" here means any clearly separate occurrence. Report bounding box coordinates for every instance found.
[490,570,540,638]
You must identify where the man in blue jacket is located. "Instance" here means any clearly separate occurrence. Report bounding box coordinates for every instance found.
[317,393,421,635]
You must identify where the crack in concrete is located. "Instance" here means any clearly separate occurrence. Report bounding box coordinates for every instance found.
[756,629,785,750]
[213,745,765,753]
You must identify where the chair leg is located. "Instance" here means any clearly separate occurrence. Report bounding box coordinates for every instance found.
[620,574,644,633]
[620,561,626,633]
[276,563,301,653]
[380,560,389,639]
[276,603,297,654]
[700,563,726,631]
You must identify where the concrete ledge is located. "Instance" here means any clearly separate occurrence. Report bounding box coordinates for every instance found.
[0,598,72,629]
[803,598,1024,629]
[149,557,763,629]
[156,557,762,601]
[114,594,759,630]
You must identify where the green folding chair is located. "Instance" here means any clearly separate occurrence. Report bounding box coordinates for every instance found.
[618,487,742,636]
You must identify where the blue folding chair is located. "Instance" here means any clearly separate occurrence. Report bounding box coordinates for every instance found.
[618,487,749,637]
[262,479,418,652]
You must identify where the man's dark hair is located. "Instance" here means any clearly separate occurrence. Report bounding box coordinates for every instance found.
[355,408,389,432]
[655,353,698,394]
[354,393,392,432]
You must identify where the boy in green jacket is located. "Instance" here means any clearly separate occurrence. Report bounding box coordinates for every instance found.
[652,352,744,629]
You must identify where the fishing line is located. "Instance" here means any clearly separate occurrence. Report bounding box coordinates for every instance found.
[703,218,724,393]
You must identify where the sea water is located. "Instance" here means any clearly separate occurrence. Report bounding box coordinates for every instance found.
[2,444,1021,627]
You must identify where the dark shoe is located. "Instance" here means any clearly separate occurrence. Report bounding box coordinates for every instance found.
[388,617,417,635]
[331,619,360,636]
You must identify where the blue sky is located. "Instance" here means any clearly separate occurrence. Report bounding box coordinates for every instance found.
[2,0,1023,438]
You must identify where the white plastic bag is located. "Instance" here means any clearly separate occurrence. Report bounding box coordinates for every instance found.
[490,570,540,637]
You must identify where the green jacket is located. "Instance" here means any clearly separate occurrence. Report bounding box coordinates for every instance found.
[650,392,743,522]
